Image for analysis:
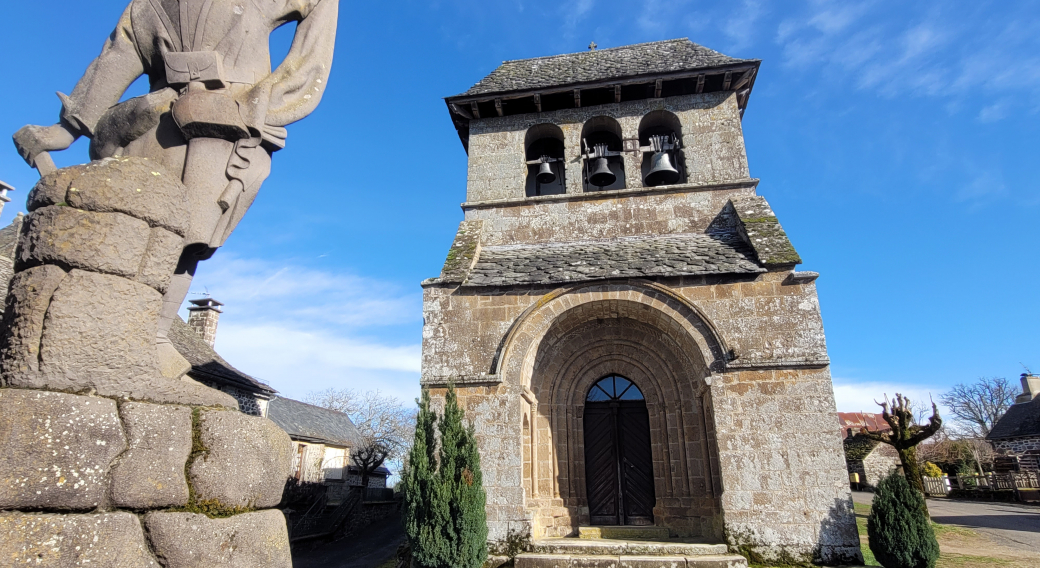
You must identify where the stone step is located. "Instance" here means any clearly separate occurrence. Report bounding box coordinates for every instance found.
[531,539,728,556]
[578,526,672,541]
[515,553,748,568]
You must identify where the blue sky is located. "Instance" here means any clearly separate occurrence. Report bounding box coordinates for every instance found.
[1,0,1037,416]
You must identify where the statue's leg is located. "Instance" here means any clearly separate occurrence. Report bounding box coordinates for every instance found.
[155,133,235,377]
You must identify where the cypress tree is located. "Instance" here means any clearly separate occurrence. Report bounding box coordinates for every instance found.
[867,471,940,568]
[403,390,449,567]
[403,387,488,568]
[438,386,488,568]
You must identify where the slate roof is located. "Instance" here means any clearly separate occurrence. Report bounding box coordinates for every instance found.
[460,38,754,97]
[267,397,360,448]
[462,231,764,287]
[987,397,1040,440]
[168,316,276,395]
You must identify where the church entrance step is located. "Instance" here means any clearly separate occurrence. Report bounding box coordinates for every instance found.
[531,539,728,556]
[578,526,671,541]
[515,553,748,567]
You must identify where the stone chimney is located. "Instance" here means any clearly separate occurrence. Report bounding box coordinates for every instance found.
[1016,373,1040,404]
[0,180,14,218]
[186,297,224,348]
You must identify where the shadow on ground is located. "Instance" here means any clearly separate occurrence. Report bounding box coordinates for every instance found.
[292,511,404,568]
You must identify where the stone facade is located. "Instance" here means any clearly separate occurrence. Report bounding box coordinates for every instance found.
[423,41,860,565]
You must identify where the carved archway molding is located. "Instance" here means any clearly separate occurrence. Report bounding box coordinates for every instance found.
[491,279,732,391]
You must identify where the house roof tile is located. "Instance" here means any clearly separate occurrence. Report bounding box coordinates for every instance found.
[459,38,754,97]
[267,397,360,448]
[987,397,1040,440]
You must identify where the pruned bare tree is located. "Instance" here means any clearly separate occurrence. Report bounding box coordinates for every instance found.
[938,377,1016,437]
[859,393,942,495]
[306,389,416,495]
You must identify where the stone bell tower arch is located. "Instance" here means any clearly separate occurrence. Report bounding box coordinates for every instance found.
[422,39,861,565]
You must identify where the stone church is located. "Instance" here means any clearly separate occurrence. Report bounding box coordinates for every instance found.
[421,39,859,563]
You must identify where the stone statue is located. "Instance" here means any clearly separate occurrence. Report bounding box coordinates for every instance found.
[13,0,338,375]
[0,2,337,564]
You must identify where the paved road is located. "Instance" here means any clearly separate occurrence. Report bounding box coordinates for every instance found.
[292,512,405,568]
[852,491,1040,552]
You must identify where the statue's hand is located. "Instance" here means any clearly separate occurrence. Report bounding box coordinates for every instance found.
[13,123,77,167]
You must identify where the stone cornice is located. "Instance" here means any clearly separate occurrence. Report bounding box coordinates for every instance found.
[461,178,759,212]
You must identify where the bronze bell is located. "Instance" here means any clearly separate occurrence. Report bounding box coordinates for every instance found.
[536,161,556,184]
[588,157,616,187]
[644,151,679,186]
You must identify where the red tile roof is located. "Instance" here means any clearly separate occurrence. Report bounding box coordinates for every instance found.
[837,412,891,437]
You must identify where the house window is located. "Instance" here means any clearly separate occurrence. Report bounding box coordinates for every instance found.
[323,447,347,480]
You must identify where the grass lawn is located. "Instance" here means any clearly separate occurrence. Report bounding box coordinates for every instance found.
[750,502,1022,567]
[850,501,1017,568]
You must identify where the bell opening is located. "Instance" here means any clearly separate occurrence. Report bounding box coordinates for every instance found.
[639,110,686,187]
[581,117,626,192]
[525,124,566,197]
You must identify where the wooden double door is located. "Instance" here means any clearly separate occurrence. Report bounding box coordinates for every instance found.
[583,376,656,525]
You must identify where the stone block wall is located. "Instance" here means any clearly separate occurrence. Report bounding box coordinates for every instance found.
[0,159,294,566]
[465,92,750,203]
[422,273,860,563]
[993,436,1040,455]
[858,446,900,488]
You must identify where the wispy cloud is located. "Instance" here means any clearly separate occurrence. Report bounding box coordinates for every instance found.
[186,255,422,403]
[831,377,949,417]
[772,0,1040,121]
[721,0,765,53]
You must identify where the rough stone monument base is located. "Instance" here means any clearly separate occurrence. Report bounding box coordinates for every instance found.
[0,159,293,566]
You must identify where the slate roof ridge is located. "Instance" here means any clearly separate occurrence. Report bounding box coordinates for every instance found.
[481,230,733,252]
[496,38,704,65]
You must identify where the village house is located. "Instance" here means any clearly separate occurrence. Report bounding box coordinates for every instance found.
[987,373,1040,472]
[837,412,899,490]
[422,38,860,563]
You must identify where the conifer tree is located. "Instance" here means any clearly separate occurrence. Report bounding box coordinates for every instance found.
[868,471,940,568]
[403,390,449,567]
[402,386,488,568]
[437,386,488,568]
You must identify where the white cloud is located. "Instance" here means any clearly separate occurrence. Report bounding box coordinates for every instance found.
[831,377,949,418]
[184,255,422,404]
[214,323,421,403]
[187,256,417,329]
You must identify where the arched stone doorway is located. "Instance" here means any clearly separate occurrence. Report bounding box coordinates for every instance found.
[583,375,655,526]
[503,284,726,539]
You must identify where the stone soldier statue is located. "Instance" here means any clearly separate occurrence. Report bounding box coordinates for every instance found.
[13,0,338,374]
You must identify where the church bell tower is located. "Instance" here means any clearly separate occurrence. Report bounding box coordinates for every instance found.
[421,39,861,565]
